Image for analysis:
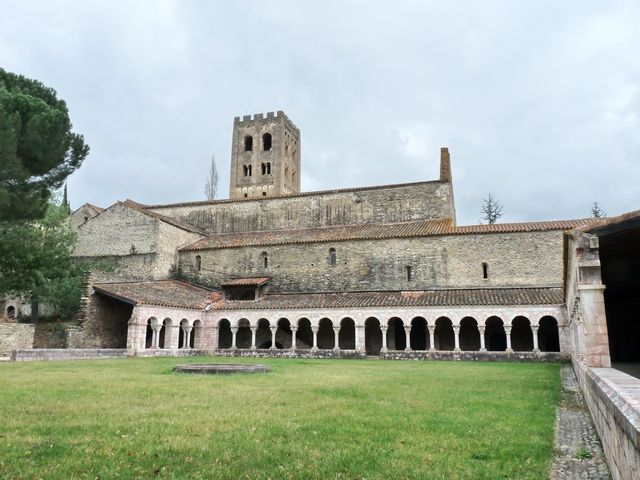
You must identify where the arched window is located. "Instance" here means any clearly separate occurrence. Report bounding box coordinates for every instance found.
[261,251,268,269]
[195,255,202,271]
[266,162,271,174]
[243,165,252,177]
[263,133,272,151]
[329,248,337,266]
[261,163,266,175]
[244,135,253,152]
[7,305,16,319]
[482,262,489,279]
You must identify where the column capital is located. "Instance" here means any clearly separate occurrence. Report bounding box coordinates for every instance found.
[311,325,319,333]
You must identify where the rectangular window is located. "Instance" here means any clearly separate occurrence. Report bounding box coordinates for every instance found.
[406,266,412,281]
[482,263,489,279]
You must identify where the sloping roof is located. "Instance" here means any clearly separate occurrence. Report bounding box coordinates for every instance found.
[143,179,445,209]
[221,277,270,287]
[120,200,205,235]
[213,287,564,310]
[181,218,597,251]
[94,280,221,310]
[72,203,104,216]
[576,209,640,235]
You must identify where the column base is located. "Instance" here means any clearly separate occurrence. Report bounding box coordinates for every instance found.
[404,348,412,352]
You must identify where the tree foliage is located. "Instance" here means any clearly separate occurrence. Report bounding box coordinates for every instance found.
[0,68,89,221]
[204,154,218,200]
[0,197,84,320]
[590,201,606,219]
[480,193,504,224]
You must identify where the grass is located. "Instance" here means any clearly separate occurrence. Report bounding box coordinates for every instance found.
[0,357,561,479]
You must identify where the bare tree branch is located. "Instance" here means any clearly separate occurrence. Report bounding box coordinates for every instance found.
[204,154,218,200]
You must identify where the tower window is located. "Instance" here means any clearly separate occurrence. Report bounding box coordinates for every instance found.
[195,255,202,272]
[482,262,489,279]
[262,191,266,196]
[329,248,337,266]
[261,163,266,175]
[243,165,252,176]
[266,162,271,174]
[261,251,268,269]
[263,133,272,151]
[405,266,412,281]
[244,135,253,152]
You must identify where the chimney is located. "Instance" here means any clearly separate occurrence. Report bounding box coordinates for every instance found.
[439,147,451,183]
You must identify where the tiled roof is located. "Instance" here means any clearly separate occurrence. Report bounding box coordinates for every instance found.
[214,287,564,310]
[143,179,444,209]
[181,218,597,251]
[94,280,221,310]
[577,209,640,234]
[221,277,270,287]
[120,200,205,235]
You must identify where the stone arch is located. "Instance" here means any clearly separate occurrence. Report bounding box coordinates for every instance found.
[459,317,480,351]
[217,319,232,349]
[485,316,506,351]
[317,318,334,349]
[434,317,454,351]
[256,318,271,349]
[159,318,172,349]
[276,318,292,349]
[386,317,405,350]
[365,317,382,355]
[178,319,190,348]
[339,317,356,350]
[236,318,251,349]
[296,318,313,349]
[145,317,158,349]
[538,316,560,352]
[511,316,533,351]
[410,317,428,350]
[192,319,203,349]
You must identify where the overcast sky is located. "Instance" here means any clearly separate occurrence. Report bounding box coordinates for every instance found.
[1,1,638,225]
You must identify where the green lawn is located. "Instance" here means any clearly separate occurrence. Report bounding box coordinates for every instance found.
[0,358,560,479]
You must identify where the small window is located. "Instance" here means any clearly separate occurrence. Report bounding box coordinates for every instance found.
[261,163,266,175]
[244,135,253,151]
[263,133,272,151]
[482,262,489,279]
[243,193,248,198]
[7,305,16,319]
[261,251,268,269]
[329,248,337,266]
[262,191,266,196]
[243,164,252,177]
[405,266,412,281]
[266,162,271,174]
[195,255,202,272]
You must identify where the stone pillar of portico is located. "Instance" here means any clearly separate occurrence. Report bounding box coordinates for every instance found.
[403,326,412,352]
[270,326,278,350]
[355,325,365,352]
[479,326,486,352]
[212,326,219,350]
[169,325,180,349]
[230,327,238,350]
[183,326,193,349]
[311,326,319,351]
[453,326,461,352]
[290,327,298,350]
[532,326,539,352]
[333,327,340,351]
[428,326,436,352]
[151,326,160,348]
[250,326,257,350]
[381,325,388,353]
[505,326,512,352]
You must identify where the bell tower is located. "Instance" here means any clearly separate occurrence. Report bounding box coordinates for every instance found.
[229,111,301,200]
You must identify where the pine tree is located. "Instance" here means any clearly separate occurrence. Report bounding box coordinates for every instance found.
[480,193,504,224]
[590,201,606,219]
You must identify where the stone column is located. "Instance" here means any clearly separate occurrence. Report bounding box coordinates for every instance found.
[505,326,512,352]
[532,326,539,352]
[355,325,365,352]
[311,326,319,351]
[230,327,238,350]
[333,327,340,351]
[169,325,180,349]
[403,326,412,352]
[381,325,388,353]
[453,325,461,352]
[290,327,298,350]
[250,326,257,350]
[479,326,486,352]
[184,326,193,349]
[151,326,160,348]
[428,326,436,351]
[212,326,219,350]
[270,326,278,350]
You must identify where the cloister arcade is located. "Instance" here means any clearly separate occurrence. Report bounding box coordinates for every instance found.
[132,308,562,355]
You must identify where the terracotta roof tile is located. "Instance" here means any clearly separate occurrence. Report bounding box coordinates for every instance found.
[94,280,221,310]
[215,287,564,310]
[221,277,270,287]
[181,218,597,251]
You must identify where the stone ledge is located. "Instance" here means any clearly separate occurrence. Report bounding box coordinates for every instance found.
[11,348,127,361]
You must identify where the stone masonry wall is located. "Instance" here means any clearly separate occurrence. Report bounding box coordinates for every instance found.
[148,181,454,234]
[0,323,35,355]
[69,294,133,348]
[180,229,565,292]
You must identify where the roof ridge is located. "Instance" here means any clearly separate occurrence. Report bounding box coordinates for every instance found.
[120,199,205,235]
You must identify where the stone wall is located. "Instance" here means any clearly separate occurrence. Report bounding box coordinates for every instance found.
[69,293,132,348]
[180,229,565,292]
[11,348,127,361]
[574,363,640,480]
[148,181,454,234]
[33,321,70,348]
[0,323,35,355]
